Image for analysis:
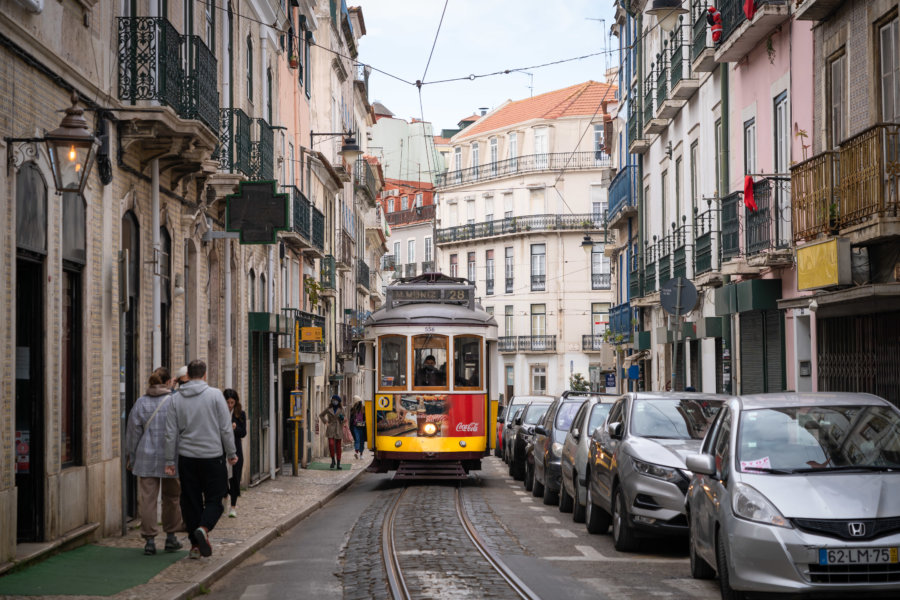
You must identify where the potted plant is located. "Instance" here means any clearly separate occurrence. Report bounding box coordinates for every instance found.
[304,277,322,308]
[289,54,299,69]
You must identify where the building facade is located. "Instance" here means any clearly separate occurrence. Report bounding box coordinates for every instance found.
[434,81,617,400]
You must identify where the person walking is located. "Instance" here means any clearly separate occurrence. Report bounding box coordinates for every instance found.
[349,396,366,460]
[173,365,189,388]
[319,395,345,469]
[125,367,183,555]
[164,360,237,559]
[223,388,246,518]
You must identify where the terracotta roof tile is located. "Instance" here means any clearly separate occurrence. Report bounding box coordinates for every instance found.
[456,81,616,140]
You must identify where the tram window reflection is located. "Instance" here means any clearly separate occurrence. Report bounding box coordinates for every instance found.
[380,335,407,388]
[454,336,481,388]
[413,334,448,388]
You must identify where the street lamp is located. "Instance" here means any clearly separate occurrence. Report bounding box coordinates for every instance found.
[646,0,688,33]
[44,92,98,194]
[581,234,594,257]
[309,130,363,164]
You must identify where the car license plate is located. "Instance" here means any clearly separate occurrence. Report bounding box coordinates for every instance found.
[818,547,899,565]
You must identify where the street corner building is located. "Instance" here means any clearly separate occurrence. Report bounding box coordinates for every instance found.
[0,0,387,565]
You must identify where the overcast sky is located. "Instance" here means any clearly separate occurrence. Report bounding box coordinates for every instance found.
[357,0,618,133]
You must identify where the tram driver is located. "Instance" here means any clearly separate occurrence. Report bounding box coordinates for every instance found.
[416,354,446,386]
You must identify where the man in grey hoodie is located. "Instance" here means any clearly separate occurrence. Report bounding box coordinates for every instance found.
[164,360,237,559]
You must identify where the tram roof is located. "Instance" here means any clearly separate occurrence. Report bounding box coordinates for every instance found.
[365,302,498,328]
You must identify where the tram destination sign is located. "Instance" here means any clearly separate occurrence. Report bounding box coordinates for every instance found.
[386,284,475,309]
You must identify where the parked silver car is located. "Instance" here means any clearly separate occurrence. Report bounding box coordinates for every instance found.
[502,395,551,464]
[686,392,900,599]
[586,392,725,550]
[559,394,615,523]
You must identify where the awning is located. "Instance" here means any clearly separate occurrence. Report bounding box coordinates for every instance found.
[623,350,650,364]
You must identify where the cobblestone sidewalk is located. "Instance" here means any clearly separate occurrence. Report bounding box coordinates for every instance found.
[1,456,367,600]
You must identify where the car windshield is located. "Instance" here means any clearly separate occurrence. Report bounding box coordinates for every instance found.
[738,405,900,473]
[524,405,550,425]
[631,398,723,440]
[555,402,582,431]
[587,403,613,436]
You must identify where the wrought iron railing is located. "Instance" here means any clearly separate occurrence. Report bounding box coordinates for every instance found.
[628,102,641,145]
[582,335,606,351]
[182,36,219,132]
[657,235,672,287]
[505,276,513,294]
[436,213,604,244]
[609,165,637,220]
[117,17,218,133]
[838,123,900,228]
[694,202,717,274]
[670,20,689,89]
[721,191,742,260]
[336,232,353,267]
[592,272,611,290]
[691,0,711,62]
[312,207,325,252]
[381,254,395,271]
[219,108,252,175]
[498,336,517,352]
[385,204,435,226]
[610,302,633,339]
[644,241,658,294]
[404,263,417,277]
[118,17,183,114]
[286,186,311,241]
[791,151,837,242]
[718,0,783,47]
[518,335,557,352]
[746,178,773,254]
[296,310,326,353]
[643,71,655,126]
[531,274,546,291]
[656,51,669,108]
[320,255,336,290]
[355,159,377,201]
[673,223,689,279]
[436,151,611,188]
[336,323,355,356]
[421,260,435,273]
[629,251,642,299]
[356,259,370,290]
[485,278,494,295]
[251,118,275,180]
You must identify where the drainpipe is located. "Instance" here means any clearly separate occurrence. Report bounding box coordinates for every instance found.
[719,64,733,394]
[268,245,276,479]
[224,238,232,388]
[152,158,161,368]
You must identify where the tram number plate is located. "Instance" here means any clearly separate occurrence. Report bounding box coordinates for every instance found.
[818,547,898,565]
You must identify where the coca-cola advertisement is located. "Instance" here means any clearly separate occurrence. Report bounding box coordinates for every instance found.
[376,394,485,438]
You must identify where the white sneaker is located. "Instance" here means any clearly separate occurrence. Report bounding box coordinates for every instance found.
[228,508,237,518]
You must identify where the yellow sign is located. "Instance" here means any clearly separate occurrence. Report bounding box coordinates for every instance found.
[797,238,850,290]
[300,327,322,341]
[376,394,393,411]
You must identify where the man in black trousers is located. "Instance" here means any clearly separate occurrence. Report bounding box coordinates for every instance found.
[164,360,237,559]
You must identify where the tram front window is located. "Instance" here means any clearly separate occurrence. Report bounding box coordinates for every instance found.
[454,336,481,388]
[380,336,407,388]
[413,334,447,388]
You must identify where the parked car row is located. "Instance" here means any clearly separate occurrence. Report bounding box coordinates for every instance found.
[498,391,900,599]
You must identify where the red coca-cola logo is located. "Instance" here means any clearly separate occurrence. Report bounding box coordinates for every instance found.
[455,422,479,433]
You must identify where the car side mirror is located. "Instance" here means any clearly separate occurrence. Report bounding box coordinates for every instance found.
[571,427,580,440]
[534,425,546,436]
[686,454,716,476]
[607,421,623,439]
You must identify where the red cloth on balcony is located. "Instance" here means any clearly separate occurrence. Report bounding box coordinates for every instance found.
[744,176,758,212]
[744,0,756,20]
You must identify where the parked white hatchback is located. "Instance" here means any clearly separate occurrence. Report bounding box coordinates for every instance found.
[685,392,900,600]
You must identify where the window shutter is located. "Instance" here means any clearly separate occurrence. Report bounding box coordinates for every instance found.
[740,312,765,394]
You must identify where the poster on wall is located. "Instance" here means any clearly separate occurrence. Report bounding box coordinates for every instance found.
[376,394,484,437]
[15,430,30,474]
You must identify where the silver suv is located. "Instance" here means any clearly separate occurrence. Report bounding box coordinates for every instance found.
[585,392,725,551]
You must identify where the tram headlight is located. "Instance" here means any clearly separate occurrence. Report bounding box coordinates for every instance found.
[423,422,438,436]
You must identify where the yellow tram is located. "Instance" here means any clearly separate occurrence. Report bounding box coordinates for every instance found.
[363,274,499,479]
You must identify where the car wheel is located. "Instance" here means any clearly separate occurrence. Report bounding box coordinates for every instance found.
[572,477,586,523]
[508,457,515,476]
[524,462,534,492]
[612,487,639,552]
[689,514,715,580]
[558,481,574,513]
[513,455,526,481]
[585,481,610,534]
[716,532,747,600]
[542,477,559,505]
[532,469,545,497]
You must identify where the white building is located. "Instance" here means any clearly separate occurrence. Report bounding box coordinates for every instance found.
[434,81,618,400]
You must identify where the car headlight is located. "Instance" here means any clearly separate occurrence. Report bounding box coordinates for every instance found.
[732,482,791,529]
[632,458,680,482]
[551,442,563,457]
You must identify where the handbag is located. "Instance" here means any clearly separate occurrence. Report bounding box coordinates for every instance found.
[127,395,170,470]
[342,422,353,444]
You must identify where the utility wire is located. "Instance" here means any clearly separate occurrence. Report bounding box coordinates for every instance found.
[421,0,449,84]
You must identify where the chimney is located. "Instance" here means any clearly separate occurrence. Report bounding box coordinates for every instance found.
[478,107,488,116]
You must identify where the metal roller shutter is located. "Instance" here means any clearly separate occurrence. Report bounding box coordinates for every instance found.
[764,309,785,392]
[740,312,765,394]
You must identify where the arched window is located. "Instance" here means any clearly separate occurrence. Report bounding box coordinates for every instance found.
[259,273,267,312]
[247,35,253,103]
[266,67,273,123]
[16,162,47,254]
[249,268,256,311]
[159,226,172,369]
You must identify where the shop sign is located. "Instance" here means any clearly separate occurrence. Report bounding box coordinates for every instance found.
[797,238,851,290]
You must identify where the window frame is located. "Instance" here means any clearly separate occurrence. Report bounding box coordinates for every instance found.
[378,334,408,391]
[453,334,484,390]
[827,50,847,149]
[412,334,450,391]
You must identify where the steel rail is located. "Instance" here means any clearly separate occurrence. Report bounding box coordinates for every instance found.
[382,487,411,600]
[455,486,542,600]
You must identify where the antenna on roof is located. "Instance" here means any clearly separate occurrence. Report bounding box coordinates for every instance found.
[518,71,534,97]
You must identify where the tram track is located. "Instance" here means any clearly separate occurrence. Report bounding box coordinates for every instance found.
[382,484,541,600]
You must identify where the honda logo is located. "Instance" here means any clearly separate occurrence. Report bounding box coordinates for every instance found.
[848,522,866,537]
